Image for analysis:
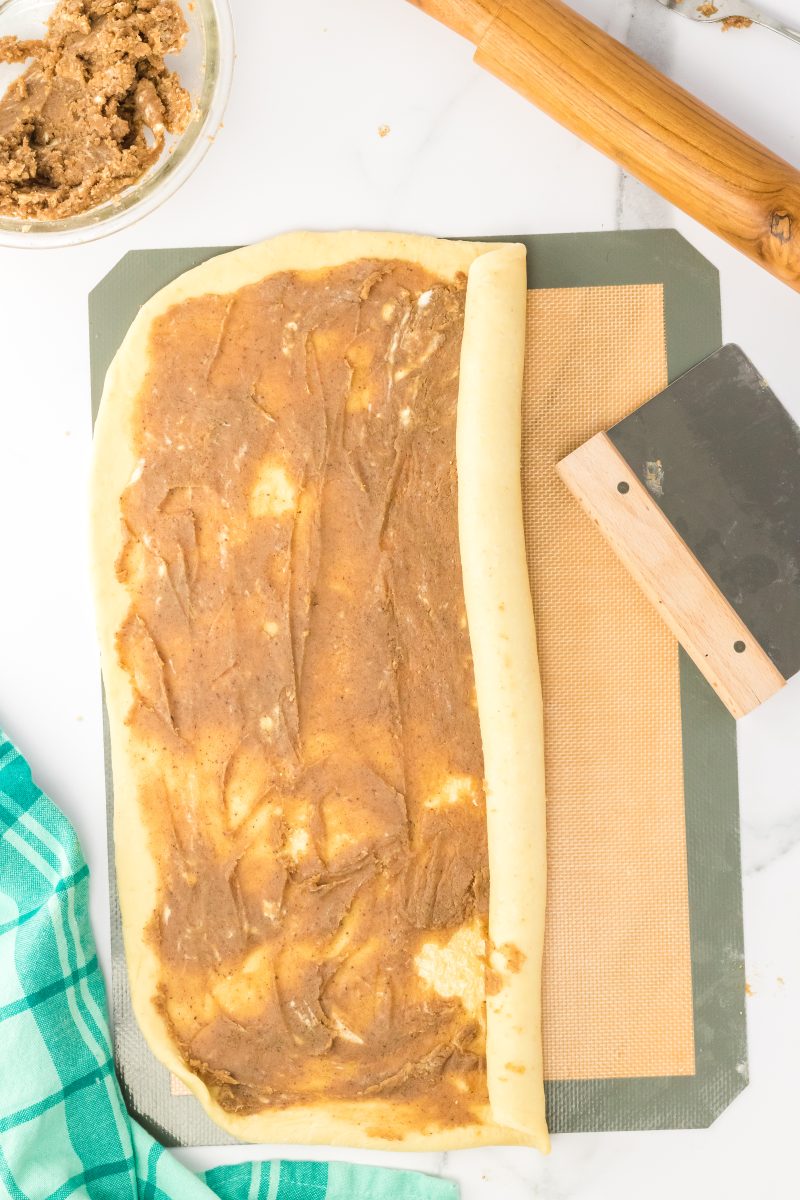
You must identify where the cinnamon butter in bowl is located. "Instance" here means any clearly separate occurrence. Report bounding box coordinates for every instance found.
[0,0,233,247]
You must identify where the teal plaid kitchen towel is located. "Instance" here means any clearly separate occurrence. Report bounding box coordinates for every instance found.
[0,730,458,1200]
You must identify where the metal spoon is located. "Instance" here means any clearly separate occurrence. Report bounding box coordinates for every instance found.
[654,0,800,47]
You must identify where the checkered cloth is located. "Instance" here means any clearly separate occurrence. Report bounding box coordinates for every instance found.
[0,730,458,1200]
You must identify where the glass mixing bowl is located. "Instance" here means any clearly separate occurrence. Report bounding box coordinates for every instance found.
[0,0,234,248]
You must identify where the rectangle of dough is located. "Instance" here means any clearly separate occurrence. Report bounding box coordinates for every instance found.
[91,232,548,1151]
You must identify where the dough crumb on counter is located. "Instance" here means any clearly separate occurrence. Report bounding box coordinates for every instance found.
[0,0,191,220]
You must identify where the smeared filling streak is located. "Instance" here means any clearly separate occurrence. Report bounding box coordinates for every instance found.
[116,259,490,1132]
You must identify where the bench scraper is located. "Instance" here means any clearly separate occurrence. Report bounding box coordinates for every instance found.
[558,344,800,719]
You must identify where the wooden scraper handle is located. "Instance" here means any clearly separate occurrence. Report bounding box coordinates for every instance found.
[407,0,800,292]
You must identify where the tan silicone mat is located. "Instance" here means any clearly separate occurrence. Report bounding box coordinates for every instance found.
[524,286,694,1080]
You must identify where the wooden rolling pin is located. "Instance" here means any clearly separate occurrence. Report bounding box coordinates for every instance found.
[407,0,800,292]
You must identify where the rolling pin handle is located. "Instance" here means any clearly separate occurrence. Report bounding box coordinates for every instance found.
[406,0,501,43]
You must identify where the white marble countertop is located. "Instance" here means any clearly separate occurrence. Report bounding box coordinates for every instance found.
[1,1,799,1196]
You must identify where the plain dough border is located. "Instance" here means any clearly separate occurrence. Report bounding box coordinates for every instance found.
[90,230,549,1152]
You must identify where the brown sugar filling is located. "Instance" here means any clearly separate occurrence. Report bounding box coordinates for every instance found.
[115,258,492,1129]
[0,0,190,220]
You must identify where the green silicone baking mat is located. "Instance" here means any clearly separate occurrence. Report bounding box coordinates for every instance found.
[89,230,746,1146]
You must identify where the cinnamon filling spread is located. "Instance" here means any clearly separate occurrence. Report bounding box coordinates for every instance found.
[0,0,190,220]
[116,258,490,1130]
